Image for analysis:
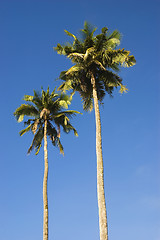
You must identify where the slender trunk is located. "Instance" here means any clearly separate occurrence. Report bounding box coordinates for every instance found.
[43,118,49,240]
[91,72,108,240]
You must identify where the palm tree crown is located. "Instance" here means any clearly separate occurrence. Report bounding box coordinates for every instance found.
[14,87,79,155]
[54,21,136,110]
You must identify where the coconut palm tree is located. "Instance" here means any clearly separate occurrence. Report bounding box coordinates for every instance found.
[14,87,80,240]
[54,22,136,240]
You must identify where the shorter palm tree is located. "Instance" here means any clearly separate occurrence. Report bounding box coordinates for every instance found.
[14,87,80,240]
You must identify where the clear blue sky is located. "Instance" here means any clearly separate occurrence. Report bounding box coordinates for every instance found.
[0,0,159,239]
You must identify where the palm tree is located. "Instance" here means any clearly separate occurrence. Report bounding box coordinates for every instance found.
[54,22,136,240]
[14,87,80,240]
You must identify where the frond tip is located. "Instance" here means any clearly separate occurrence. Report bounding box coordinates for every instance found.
[119,84,129,94]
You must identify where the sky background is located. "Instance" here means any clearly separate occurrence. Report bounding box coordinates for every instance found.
[0,0,159,240]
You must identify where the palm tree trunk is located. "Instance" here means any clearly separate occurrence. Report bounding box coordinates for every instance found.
[43,118,49,240]
[91,72,108,240]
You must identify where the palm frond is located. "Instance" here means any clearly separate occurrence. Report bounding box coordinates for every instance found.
[57,138,64,155]
[23,95,34,101]
[68,53,84,63]
[108,49,136,67]
[53,43,66,55]
[107,30,121,41]
[14,104,39,122]
[62,122,79,136]
[106,38,120,49]
[119,83,129,94]
[65,65,83,75]
[57,80,73,92]
[64,30,77,40]
[94,60,106,71]
[27,127,43,155]
[19,124,33,136]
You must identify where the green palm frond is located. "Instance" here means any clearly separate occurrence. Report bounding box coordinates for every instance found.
[58,100,69,109]
[119,83,129,94]
[57,80,73,92]
[107,49,136,67]
[68,53,84,63]
[62,122,79,136]
[80,21,97,41]
[106,38,120,49]
[47,122,58,142]
[57,138,64,155]
[53,110,81,119]
[80,90,93,111]
[23,95,34,101]
[107,30,121,41]
[19,124,33,136]
[65,65,83,75]
[64,30,77,40]
[14,104,39,122]
[59,93,73,106]
[27,127,43,155]
[94,60,106,71]
[84,47,95,61]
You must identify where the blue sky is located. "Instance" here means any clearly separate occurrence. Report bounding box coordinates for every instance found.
[0,0,159,239]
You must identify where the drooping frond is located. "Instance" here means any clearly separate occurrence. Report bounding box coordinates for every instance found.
[27,127,43,155]
[106,49,136,68]
[57,138,64,155]
[65,65,83,75]
[81,93,93,111]
[68,53,84,63]
[53,110,81,119]
[62,122,79,136]
[19,124,33,136]
[14,104,39,122]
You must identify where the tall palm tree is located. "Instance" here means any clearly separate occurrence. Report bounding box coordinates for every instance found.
[54,22,136,240]
[14,87,80,240]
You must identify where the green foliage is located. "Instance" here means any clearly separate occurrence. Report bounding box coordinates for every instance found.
[54,22,136,111]
[14,87,80,155]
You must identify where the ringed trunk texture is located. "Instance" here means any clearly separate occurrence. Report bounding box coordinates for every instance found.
[91,72,108,240]
[43,118,49,240]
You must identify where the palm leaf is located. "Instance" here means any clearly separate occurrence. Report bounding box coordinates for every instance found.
[57,138,64,155]
[23,95,34,101]
[68,52,84,63]
[14,104,39,121]
[106,38,120,49]
[19,124,32,136]
[65,65,83,75]
[64,30,77,40]
[84,47,95,61]
[27,127,43,155]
